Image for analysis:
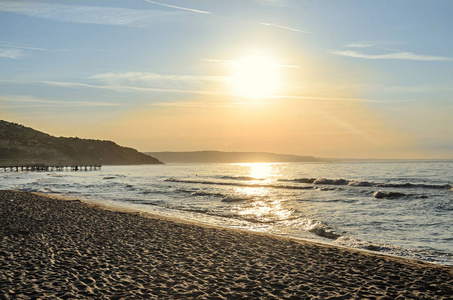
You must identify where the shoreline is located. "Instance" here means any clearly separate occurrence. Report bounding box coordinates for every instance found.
[2,190,452,299]
[33,191,449,267]
[37,190,453,267]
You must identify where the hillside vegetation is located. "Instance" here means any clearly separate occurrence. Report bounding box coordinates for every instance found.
[0,120,162,165]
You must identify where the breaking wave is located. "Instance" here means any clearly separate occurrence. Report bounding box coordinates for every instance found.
[176,189,225,198]
[165,178,313,190]
[297,218,342,239]
[279,177,452,190]
[373,190,407,199]
[11,185,57,194]
[335,236,453,265]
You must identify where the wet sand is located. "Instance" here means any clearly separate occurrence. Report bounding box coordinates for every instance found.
[1,190,452,299]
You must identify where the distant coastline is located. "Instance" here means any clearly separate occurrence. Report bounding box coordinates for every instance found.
[146,151,453,164]
[146,151,335,164]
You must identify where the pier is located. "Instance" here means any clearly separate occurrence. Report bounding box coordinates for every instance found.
[0,163,102,172]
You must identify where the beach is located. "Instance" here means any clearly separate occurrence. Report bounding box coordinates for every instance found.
[1,190,452,299]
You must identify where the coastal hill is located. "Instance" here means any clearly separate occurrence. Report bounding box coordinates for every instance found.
[146,151,331,164]
[0,120,163,165]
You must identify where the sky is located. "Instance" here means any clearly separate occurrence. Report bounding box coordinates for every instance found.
[1,0,452,159]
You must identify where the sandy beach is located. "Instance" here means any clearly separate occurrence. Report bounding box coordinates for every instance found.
[1,190,452,299]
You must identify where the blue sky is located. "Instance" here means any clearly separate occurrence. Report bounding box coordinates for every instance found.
[1,0,452,158]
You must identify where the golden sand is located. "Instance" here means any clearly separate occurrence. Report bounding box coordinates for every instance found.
[1,190,452,299]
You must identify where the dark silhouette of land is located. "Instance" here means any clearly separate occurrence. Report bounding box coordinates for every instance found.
[0,120,163,165]
[146,151,332,164]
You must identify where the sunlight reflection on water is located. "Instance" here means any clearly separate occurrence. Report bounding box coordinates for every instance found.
[231,164,294,222]
[236,162,281,181]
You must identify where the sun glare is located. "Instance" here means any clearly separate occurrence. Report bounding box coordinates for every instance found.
[231,54,280,99]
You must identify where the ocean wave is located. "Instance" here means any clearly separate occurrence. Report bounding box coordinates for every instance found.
[34,177,54,183]
[3,173,22,179]
[315,186,344,191]
[175,189,225,198]
[279,178,316,184]
[221,196,255,203]
[220,175,266,181]
[176,188,261,203]
[314,178,349,185]
[11,185,57,194]
[192,191,224,198]
[48,172,64,177]
[376,182,451,189]
[373,190,407,199]
[335,236,453,264]
[165,178,313,190]
[280,177,452,190]
[296,218,342,239]
[108,174,127,178]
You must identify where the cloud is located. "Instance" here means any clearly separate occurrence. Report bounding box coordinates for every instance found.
[144,0,211,14]
[330,50,453,61]
[0,42,47,51]
[0,95,120,107]
[89,71,227,93]
[382,85,453,93]
[256,0,291,7]
[148,100,238,109]
[0,48,23,59]
[260,22,309,33]
[201,58,233,63]
[90,71,225,84]
[39,80,224,96]
[0,1,180,27]
[344,40,406,51]
[344,41,374,48]
[0,42,48,59]
[201,58,300,69]
[269,94,412,103]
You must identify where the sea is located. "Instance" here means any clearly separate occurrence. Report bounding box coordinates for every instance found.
[2,161,452,265]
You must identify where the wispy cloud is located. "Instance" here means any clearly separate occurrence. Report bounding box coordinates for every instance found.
[1,74,226,96]
[149,100,239,109]
[344,41,374,48]
[202,58,300,69]
[39,80,224,96]
[144,0,211,14]
[90,71,225,84]
[0,95,120,107]
[0,42,47,59]
[257,0,292,8]
[201,58,233,63]
[378,85,453,93]
[344,40,406,52]
[0,48,22,59]
[6,78,411,104]
[269,94,413,103]
[89,71,227,93]
[0,1,180,27]
[330,50,453,61]
[260,22,309,33]
[0,42,47,51]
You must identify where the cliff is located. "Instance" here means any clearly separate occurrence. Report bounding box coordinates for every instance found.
[0,120,163,165]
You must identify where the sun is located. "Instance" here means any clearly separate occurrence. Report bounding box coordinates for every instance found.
[231,54,280,99]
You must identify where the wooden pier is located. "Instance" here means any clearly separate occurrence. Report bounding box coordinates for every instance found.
[0,163,102,172]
